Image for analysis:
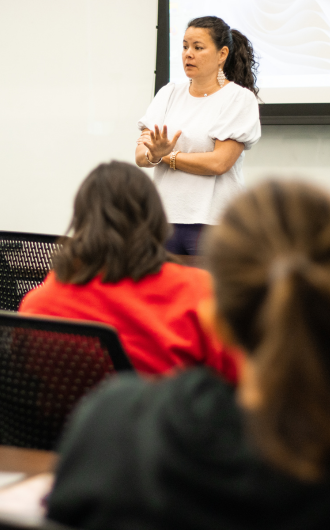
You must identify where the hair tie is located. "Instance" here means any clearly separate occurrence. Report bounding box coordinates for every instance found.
[269,254,310,283]
[228,28,234,45]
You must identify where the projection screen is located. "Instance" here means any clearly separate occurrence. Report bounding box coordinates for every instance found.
[156,0,330,124]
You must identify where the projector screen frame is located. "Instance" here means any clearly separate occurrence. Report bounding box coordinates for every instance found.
[155,0,330,125]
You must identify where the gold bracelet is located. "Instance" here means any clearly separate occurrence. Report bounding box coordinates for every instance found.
[170,150,180,170]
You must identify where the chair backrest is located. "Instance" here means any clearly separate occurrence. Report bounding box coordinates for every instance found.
[0,311,134,450]
[0,232,63,311]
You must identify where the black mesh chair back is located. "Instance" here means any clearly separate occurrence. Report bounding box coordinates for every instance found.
[0,311,134,450]
[0,232,63,311]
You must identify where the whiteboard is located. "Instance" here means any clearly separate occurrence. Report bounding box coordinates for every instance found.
[0,0,158,234]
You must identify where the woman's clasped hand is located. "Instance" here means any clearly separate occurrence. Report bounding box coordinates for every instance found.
[137,125,182,164]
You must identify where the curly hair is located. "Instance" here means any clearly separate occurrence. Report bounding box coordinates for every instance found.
[187,16,260,99]
[53,161,176,284]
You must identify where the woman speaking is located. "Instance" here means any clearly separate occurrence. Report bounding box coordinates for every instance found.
[136,16,261,255]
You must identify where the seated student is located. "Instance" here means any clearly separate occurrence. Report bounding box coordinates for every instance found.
[19,160,237,380]
[47,180,330,529]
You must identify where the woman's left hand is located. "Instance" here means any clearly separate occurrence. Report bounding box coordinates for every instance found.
[142,125,182,162]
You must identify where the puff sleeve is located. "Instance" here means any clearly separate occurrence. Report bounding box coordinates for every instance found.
[210,86,261,150]
[138,82,175,131]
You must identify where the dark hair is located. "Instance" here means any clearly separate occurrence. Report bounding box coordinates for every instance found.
[206,180,330,480]
[187,16,259,99]
[54,161,176,284]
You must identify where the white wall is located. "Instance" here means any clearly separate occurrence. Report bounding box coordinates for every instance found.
[0,0,158,234]
[1,2,329,236]
[244,125,330,189]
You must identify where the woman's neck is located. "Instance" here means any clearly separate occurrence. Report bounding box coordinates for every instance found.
[189,78,230,98]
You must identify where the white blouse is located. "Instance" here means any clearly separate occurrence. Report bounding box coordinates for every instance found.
[138,82,261,225]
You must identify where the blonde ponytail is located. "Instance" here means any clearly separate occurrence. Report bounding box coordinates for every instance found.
[207,180,330,480]
[255,264,330,480]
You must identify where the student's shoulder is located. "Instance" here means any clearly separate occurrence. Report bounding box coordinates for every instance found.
[19,271,60,311]
[86,367,233,421]
[160,262,212,302]
[156,368,238,436]
[163,261,211,284]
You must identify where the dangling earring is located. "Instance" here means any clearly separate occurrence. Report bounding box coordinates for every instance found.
[217,67,226,88]
[189,78,192,86]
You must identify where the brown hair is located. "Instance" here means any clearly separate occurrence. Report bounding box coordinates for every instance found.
[206,180,330,480]
[54,161,176,284]
[187,16,259,99]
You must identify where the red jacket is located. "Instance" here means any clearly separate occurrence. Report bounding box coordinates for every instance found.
[19,263,238,382]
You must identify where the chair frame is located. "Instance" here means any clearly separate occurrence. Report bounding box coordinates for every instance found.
[0,310,134,449]
[0,231,61,244]
[0,310,133,372]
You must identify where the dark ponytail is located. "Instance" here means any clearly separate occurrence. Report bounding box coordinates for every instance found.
[226,30,259,99]
[187,17,259,99]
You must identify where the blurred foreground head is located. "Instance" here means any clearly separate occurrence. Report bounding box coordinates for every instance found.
[54,160,173,284]
[207,180,330,481]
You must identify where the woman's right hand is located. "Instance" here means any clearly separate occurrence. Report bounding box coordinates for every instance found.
[142,125,182,163]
